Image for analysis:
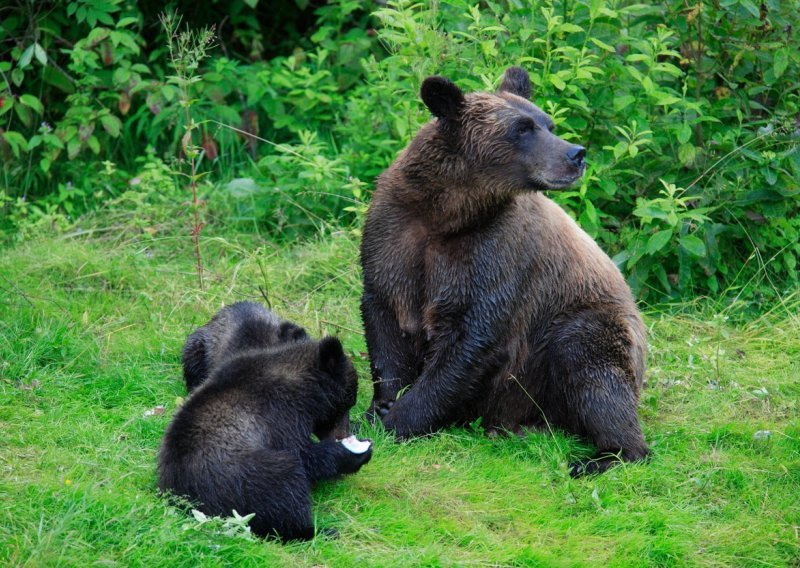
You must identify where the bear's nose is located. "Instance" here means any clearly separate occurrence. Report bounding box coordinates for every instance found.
[566,145,586,168]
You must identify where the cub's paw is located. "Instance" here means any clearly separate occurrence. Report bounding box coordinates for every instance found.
[338,436,373,474]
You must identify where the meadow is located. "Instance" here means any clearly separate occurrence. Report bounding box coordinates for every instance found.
[1,225,798,566]
[2,0,799,565]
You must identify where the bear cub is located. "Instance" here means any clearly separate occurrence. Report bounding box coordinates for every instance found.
[361,67,649,475]
[158,302,372,541]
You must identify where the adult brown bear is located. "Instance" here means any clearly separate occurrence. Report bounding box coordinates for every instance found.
[360,67,649,475]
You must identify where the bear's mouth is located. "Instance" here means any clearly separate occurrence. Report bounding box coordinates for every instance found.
[546,161,586,187]
[538,172,583,189]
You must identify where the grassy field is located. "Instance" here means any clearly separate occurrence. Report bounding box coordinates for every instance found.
[1,227,798,567]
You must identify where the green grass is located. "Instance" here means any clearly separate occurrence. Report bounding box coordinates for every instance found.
[1,227,798,567]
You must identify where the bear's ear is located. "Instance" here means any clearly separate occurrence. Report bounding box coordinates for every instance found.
[421,76,465,121]
[499,66,531,100]
[318,336,347,376]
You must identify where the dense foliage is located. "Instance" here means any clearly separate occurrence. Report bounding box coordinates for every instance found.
[1,0,798,306]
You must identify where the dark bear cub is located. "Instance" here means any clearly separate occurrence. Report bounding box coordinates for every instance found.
[181,301,308,392]
[361,67,649,475]
[158,302,372,541]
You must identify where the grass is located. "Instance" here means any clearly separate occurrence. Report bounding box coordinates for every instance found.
[0,223,798,567]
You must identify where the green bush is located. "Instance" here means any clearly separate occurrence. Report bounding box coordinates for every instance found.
[1,0,798,307]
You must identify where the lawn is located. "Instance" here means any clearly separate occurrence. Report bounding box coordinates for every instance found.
[1,228,798,567]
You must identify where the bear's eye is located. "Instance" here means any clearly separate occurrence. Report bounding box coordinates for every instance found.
[515,120,536,136]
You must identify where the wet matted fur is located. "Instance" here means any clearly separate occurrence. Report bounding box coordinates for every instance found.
[361,67,649,475]
[159,303,372,540]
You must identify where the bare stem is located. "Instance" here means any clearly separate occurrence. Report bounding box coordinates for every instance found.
[184,106,204,290]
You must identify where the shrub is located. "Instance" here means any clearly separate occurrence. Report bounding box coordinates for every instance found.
[1,0,798,307]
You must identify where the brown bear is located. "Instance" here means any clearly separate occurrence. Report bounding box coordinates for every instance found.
[159,303,373,540]
[360,67,649,475]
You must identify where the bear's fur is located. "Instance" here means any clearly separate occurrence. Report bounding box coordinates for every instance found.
[158,303,372,540]
[360,67,649,475]
[181,302,308,392]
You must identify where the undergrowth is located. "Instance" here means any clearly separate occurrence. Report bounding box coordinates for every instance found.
[2,0,798,303]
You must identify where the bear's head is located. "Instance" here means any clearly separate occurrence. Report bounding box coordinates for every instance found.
[419,66,585,192]
[311,336,359,442]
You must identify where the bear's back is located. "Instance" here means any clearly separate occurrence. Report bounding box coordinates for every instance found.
[513,192,635,309]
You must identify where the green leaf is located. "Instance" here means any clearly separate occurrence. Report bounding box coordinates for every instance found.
[678,143,696,166]
[667,210,679,227]
[44,134,64,149]
[774,48,789,79]
[67,138,81,159]
[761,167,777,186]
[2,131,29,158]
[646,229,673,255]
[611,250,630,271]
[100,114,122,137]
[738,0,760,18]
[19,45,34,67]
[652,92,681,106]
[590,37,615,53]
[589,0,605,20]
[584,199,598,225]
[633,205,669,220]
[244,0,259,6]
[87,135,100,154]
[680,235,706,257]
[557,23,585,34]
[614,95,635,111]
[19,94,43,115]
[653,264,671,292]
[33,43,47,66]
[677,122,692,144]
[116,17,139,28]
[11,67,24,86]
[548,74,566,91]
[14,103,32,127]
[0,96,12,116]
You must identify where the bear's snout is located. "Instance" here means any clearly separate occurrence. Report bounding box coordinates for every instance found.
[566,145,586,169]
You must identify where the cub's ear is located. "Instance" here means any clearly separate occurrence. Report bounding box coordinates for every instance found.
[499,66,531,100]
[421,76,465,121]
[318,336,347,375]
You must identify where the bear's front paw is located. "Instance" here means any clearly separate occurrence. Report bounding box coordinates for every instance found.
[338,437,373,474]
[377,400,394,417]
[569,447,650,477]
[380,409,417,440]
[365,400,394,424]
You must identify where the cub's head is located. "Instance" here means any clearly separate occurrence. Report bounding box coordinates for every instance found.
[420,66,585,191]
[312,336,359,441]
